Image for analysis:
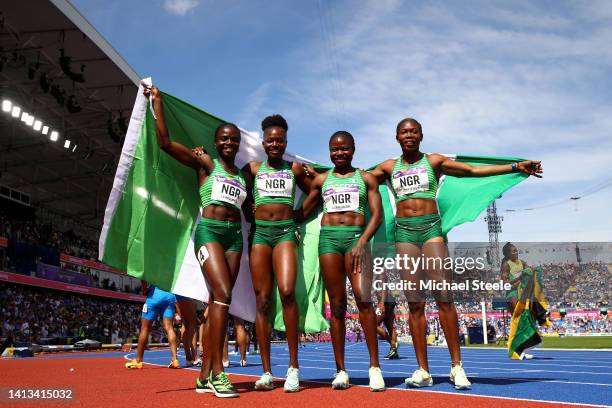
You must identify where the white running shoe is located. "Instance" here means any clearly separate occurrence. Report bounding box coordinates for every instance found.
[222,360,230,368]
[331,370,350,390]
[240,359,247,367]
[254,372,274,391]
[193,358,202,367]
[520,352,534,360]
[368,367,385,392]
[450,363,472,390]
[404,368,433,388]
[284,367,300,392]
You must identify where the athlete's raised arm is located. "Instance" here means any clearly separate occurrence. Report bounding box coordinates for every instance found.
[433,153,542,178]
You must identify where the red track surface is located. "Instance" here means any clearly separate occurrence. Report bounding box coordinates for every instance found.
[0,358,579,408]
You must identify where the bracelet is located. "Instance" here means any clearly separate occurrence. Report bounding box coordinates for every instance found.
[511,162,519,172]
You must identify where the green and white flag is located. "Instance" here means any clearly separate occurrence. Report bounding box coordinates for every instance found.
[100,78,528,331]
[99,79,326,330]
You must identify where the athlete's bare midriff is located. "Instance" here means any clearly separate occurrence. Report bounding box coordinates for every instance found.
[321,211,365,227]
[255,203,293,222]
[395,197,438,218]
[201,204,242,222]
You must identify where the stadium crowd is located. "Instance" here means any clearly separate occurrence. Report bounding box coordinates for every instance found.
[1,212,141,294]
[0,282,147,345]
[1,213,98,263]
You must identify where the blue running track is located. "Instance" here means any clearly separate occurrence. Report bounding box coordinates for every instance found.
[127,341,612,406]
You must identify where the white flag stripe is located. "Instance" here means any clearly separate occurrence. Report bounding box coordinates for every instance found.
[99,78,152,260]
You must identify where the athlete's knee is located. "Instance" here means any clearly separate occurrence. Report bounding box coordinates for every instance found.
[408,302,425,315]
[212,286,232,305]
[138,327,150,340]
[437,301,455,313]
[277,286,296,306]
[163,323,176,338]
[330,301,347,320]
[356,301,373,313]
[255,293,272,314]
[434,291,453,303]
[352,290,371,307]
[278,282,295,306]
[167,328,177,339]
[139,319,152,334]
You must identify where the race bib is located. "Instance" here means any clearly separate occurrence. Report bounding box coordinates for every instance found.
[257,171,293,197]
[323,184,359,212]
[197,245,210,267]
[211,175,247,207]
[392,167,429,196]
[142,303,148,313]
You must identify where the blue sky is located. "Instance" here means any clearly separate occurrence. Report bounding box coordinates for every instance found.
[72,0,612,242]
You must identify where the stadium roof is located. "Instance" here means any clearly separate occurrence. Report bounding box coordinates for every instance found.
[0,0,140,232]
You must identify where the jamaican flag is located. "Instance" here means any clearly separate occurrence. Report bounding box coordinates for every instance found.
[508,266,549,359]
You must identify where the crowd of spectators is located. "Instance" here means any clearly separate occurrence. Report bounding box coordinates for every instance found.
[1,212,140,294]
[0,282,155,345]
[335,259,610,341]
[0,280,608,349]
[332,310,611,345]
[543,315,612,335]
[1,213,98,262]
[558,262,610,306]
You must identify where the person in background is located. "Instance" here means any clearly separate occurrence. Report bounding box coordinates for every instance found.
[125,281,180,370]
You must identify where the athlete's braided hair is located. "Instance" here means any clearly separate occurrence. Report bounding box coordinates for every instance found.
[261,114,288,132]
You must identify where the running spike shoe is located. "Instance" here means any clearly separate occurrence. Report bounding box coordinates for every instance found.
[405,368,433,388]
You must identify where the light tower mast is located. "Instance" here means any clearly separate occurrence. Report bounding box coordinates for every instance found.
[484,200,503,268]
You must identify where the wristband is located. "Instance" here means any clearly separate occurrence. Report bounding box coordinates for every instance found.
[511,162,519,172]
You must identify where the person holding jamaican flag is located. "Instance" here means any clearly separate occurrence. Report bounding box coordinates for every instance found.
[503,242,550,360]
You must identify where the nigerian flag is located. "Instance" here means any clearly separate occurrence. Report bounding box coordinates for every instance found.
[99,79,326,331]
[100,78,529,332]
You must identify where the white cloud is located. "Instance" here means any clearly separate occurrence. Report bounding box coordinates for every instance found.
[236,82,273,132]
[163,0,199,16]
[533,148,612,184]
